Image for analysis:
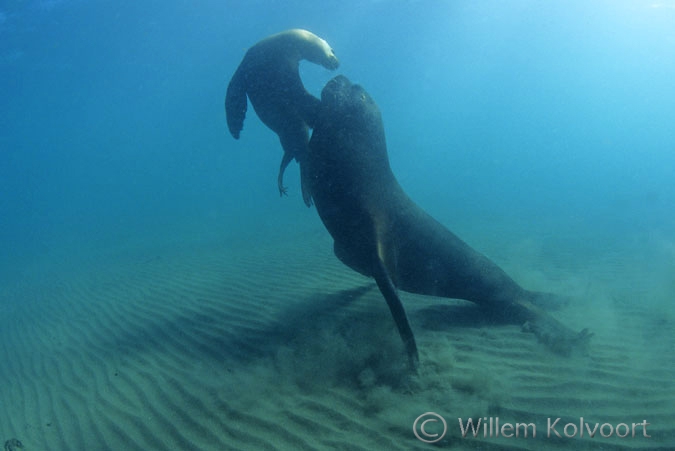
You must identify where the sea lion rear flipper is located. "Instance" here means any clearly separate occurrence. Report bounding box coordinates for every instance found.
[278,127,311,204]
[372,256,419,372]
[522,319,593,355]
[277,151,293,197]
[225,66,248,139]
[513,299,592,355]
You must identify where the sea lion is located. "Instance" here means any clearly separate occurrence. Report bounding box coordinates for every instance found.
[225,29,339,206]
[307,75,590,370]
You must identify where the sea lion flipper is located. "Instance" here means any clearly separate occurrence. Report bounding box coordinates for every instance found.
[522,319,592,356]
[277,127,311,202]
[225,66,248,139]
[299,163,313,207]
[515,299,592,355]
[278,151,293,197]
[372,256,419,372]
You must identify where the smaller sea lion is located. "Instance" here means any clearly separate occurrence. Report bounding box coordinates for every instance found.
[225,29,339,205]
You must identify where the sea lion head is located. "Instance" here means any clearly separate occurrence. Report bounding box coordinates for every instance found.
[319,75,382,138]
[311,75,390,182]
[317,39,340,70]
[293,29,339,70]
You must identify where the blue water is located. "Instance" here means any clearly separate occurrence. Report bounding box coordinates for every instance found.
[2,1,674,268]
[2,1,674,273]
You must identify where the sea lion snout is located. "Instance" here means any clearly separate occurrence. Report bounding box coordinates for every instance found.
[321,75,351,104]
[321,76,373,118]
[324,51,339,70]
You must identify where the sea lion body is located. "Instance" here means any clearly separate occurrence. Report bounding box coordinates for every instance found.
[308,76,589,369]
[225,29,339,205]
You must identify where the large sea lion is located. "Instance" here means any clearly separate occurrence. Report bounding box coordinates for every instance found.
[307,75,590,370]
[225,29,339,206]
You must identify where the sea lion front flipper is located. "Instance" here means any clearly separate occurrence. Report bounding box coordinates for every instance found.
[372,256,419,372]
[225,66,248,139]
[299,163,313,207]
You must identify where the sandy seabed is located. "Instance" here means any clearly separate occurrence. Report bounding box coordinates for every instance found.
[1,227,673,450]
